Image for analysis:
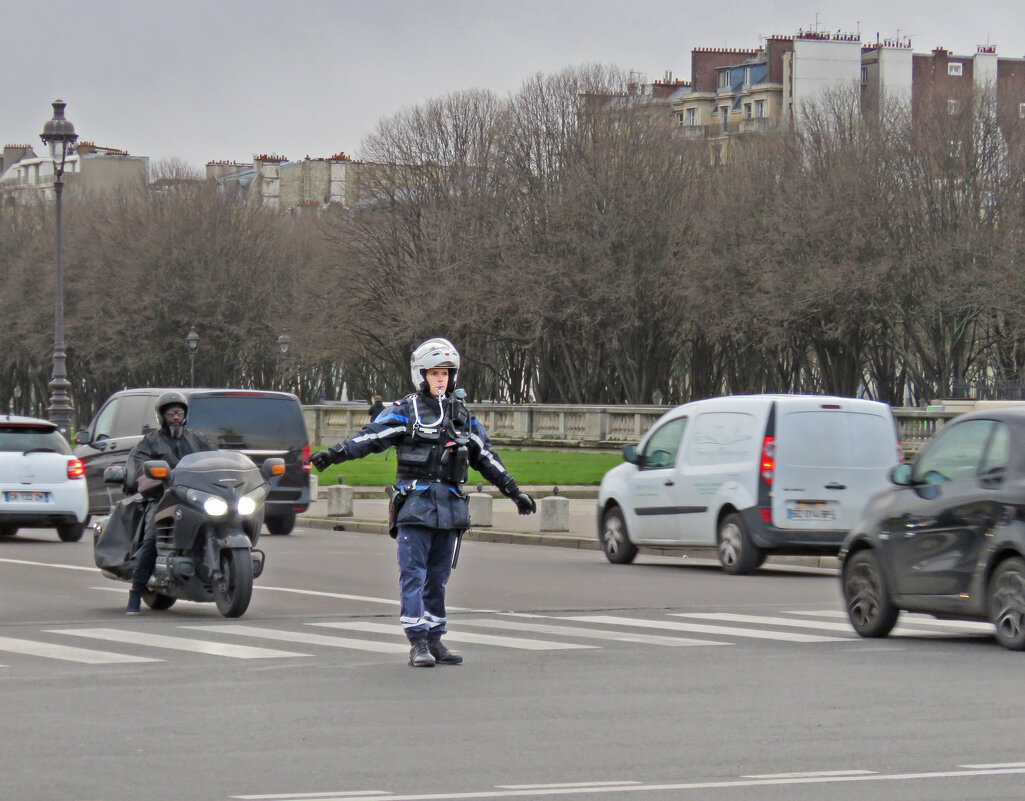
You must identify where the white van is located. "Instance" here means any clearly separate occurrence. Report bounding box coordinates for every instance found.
[597,394,902,573]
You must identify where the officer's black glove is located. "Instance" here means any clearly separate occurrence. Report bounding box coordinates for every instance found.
[308,447,346,473]
[512,491,536,515]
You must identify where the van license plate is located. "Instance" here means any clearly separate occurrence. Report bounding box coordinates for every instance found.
[787,503,836,521]
[4,491,50,502]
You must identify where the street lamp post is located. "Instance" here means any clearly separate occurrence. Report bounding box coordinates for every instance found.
[186,326,199,387]
[40,100,78,435]
[277,334,291,391]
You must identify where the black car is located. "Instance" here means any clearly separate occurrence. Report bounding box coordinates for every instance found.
[74,388,311,536]
[840,405,1025,650]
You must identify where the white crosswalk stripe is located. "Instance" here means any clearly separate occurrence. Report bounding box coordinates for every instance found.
[459,616,727,647]
[187,624,408,653]
[0,634,159,664]
[785,610,995,634]
[312,621,597,650]
[48,628,311,659]
[557,614,847,643]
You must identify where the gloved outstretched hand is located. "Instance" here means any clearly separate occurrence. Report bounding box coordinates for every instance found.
[512,490,536,515]
[308,448,345,473]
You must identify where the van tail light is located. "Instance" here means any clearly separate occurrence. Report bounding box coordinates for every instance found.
[67,458,86,479]
[302,443,311,472]
[759,508,772,522]
[760,436,775,485]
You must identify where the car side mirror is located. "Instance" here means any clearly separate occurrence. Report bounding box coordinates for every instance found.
[261,458,285,481]
[623,444,640,465]
[73,430,91,446]
[890,463,913,486]
[103,464,126,485]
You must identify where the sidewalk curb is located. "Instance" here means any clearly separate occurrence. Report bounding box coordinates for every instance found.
[296,514,840,569]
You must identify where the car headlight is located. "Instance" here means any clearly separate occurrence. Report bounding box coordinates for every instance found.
[237,485,267,517]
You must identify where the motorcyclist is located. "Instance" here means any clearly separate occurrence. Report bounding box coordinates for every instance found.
[308,338,536,667]
[125,391,215,615]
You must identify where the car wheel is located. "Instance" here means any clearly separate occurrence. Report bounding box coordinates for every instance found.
[717,513,763,575]
[842,549,898,637]
[988,557,1025,651]
[265,512,296,536]
[143,591,177,611]
[600,506,637,564]
[0,526,17,537]
[57,522,85,542]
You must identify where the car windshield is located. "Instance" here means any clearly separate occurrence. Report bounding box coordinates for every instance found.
[187,395,307,450]
[0,426,72,454]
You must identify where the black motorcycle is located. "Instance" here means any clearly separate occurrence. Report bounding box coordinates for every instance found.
[93,451,282,617]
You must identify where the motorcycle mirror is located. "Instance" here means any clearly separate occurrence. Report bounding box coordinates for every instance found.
[144,460,171,480]
[261,458,285,480]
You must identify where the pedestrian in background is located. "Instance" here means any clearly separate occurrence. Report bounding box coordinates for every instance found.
[368,394,384,420]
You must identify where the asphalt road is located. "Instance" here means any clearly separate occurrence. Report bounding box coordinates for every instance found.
[2,524,1024,801]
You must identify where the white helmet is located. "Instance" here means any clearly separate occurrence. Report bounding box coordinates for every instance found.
[410,338,460,390]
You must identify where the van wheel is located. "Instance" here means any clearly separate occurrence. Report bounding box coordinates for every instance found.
[600,507,637,564]
[988,557,1025,651]
[0,526,17,537]
[57,522,85,542]
[265,513,295,536]
[717,513,762,575]
[843,549,898,637]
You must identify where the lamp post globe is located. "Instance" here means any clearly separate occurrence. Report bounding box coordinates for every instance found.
[186,326,199,387]
[40,100,78,435]
[277,334,291,390]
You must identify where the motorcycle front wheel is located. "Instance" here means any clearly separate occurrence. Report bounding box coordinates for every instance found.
[214,548,254,618]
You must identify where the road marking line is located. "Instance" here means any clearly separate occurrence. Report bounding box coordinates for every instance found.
[234,793,391,799]
[312,622,596,650]
[0,557,94,571]
[673,613,859,633]
[253,586,482,613]
[786,610,994,632]
[961,762,1025,769]
[48,628,310,659]
[228,766,1025,800]
[558,615,844,643]
[461,618,725,647]
[187,625,408,654]
[0,634,159,664]
[742,770,876,778]
[496,782,642,789]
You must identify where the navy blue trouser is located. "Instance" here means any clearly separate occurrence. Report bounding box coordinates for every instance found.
[131,501,159,592]
[396,523,458,641]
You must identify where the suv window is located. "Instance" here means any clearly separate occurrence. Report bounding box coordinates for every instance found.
[188,395,306,450]
[112,394,158,438]
[92,398,120,442]
[0,426,72,454]
[640,417,687,470]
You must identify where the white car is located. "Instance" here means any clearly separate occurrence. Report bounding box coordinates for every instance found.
[0,415,89,542]
[597,394,902,573]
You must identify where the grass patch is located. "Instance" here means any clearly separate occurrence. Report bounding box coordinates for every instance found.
[310,447,623,487]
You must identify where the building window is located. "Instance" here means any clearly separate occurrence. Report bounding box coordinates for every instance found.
[744,67,751,87]
[686,108,697,126]
[755,99,766,118]
[948,62,963,76]
[948,99,961,115]
[861,67,868,86]
[677,112,686,126]
[744,103,752,119]
[718,70,731,89]
[720,106,730,132]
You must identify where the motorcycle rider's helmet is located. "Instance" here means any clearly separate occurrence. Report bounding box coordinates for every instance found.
[409,338,460,392]
[155,391,189,439]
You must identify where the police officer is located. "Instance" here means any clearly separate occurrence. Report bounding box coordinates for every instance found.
[309,338,536,667]
[125,391,215,615]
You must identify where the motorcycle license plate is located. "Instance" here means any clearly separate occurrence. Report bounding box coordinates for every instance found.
[4,491,50,502]
[786,502,836,521]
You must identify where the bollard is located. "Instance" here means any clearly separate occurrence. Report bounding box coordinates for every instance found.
[468,491,493,527]
[327,484,354,517]
[309,473,319,501]
[540,495,569,532]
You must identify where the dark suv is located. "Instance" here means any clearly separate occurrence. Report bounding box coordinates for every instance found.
[74,388,311,535]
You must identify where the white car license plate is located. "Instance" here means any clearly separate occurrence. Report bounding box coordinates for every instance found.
[4,491,50,503]
[787,502,836,521]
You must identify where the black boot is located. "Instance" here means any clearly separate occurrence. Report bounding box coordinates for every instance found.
[125,589,142,615]
[428,633,463,665]
[408,638,435,668]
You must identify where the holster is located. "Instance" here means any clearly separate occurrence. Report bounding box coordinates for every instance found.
[388,487,408,539]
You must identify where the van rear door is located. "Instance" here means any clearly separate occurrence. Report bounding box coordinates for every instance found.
[771,401,898,531]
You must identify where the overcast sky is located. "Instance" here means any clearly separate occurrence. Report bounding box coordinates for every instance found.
[4,0,1022,169]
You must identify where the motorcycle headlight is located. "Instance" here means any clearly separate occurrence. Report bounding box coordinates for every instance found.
[237,485,267,517]
[185,488,229,518]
